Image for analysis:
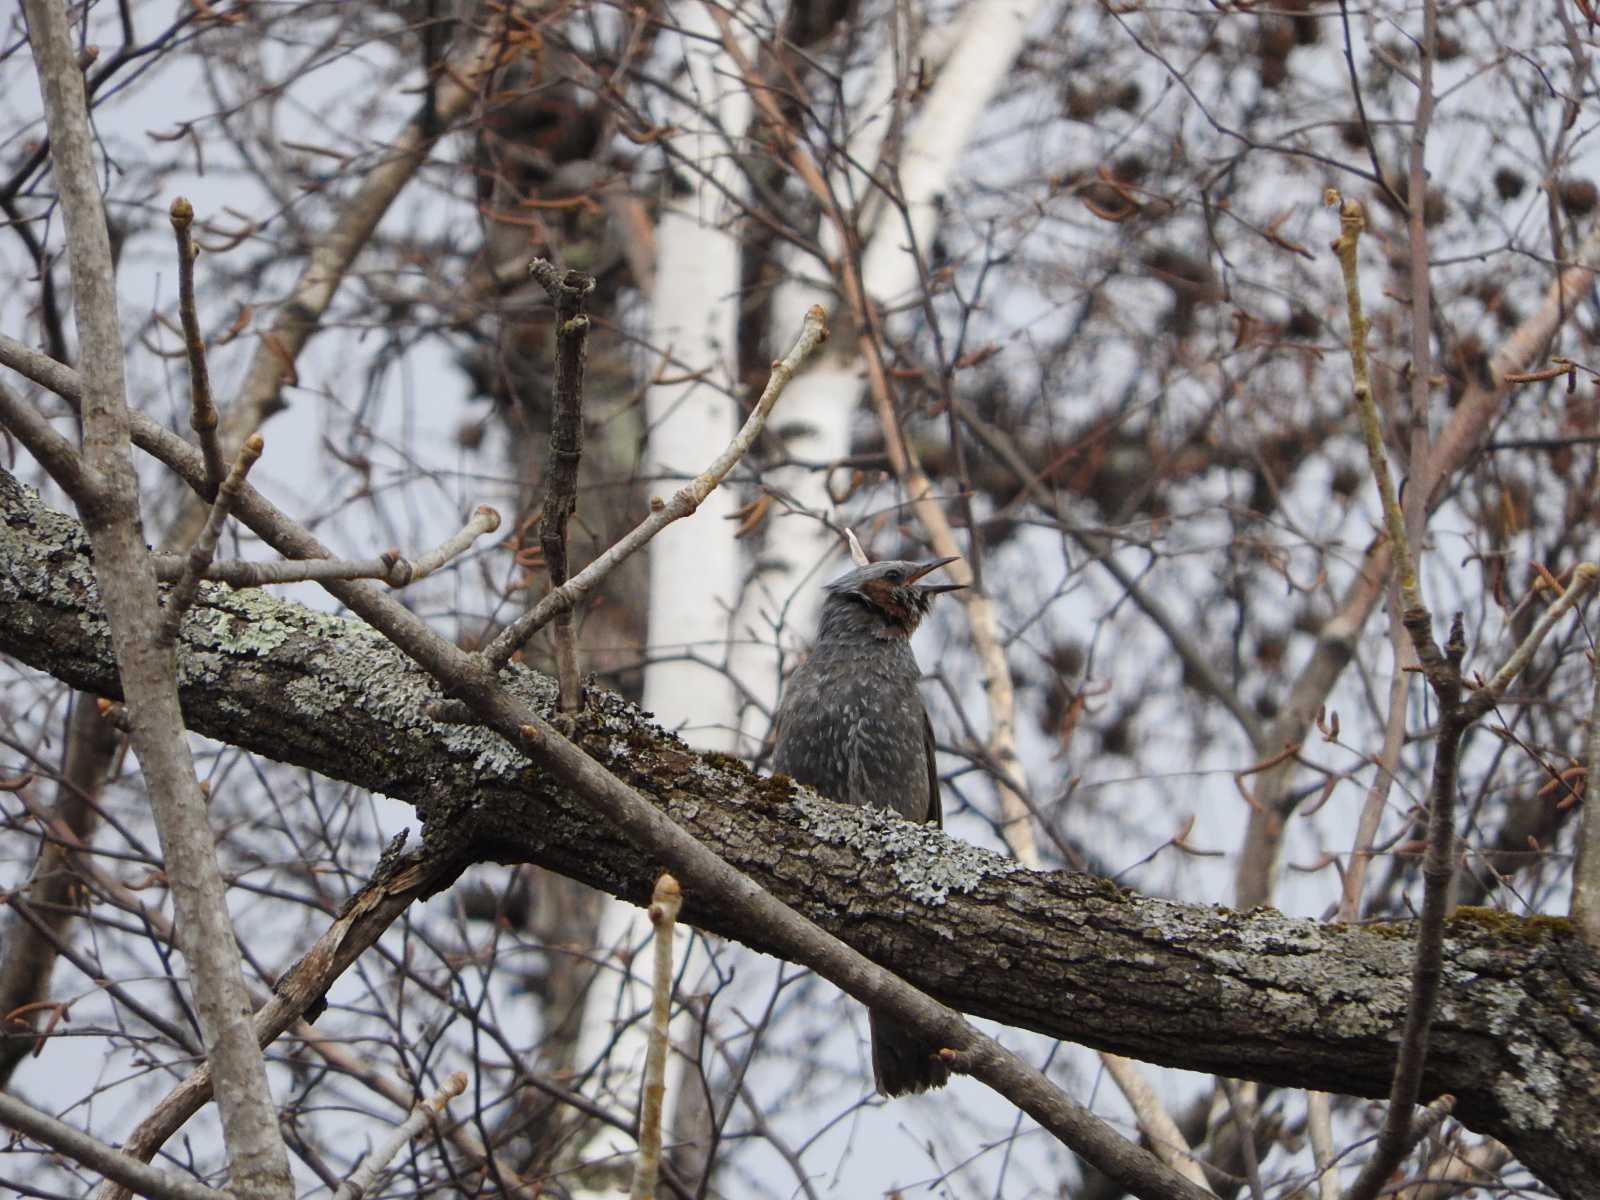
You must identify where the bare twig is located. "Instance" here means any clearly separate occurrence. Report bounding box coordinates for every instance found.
[1349,567,1595,1200]
[952,396,1264,746]
[1400,0,1438,579]
[288,1026,541,1200]
[1397,1135,1510,1200]
[0,329,81,398]
[1327,189,1419,613]
[1466,564,1599,720]
[5,891,201,1058]
[149,504,500,589]
[529,259,595,713]
[158,434,262,643]
[0,697,117,1086]
[484,304,830,671]
[401,504,503,584]
[1351,1095,1460,1200]
[1330,145,1503,1200]
[1339,638,1411,920]
[332,1072,468,1200]
[168,197,224,493]
[1335,0,1408,217]
[1237,220,1600,912]
[1219,1081,1265,1200]
[1344,612,1461,1200]
[631,873,682,1200]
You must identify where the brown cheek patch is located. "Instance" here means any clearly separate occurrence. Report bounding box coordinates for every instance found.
[861,578,916,629]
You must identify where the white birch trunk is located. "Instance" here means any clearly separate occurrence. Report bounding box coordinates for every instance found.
[639,2,752,754]
[570,7,752,1192]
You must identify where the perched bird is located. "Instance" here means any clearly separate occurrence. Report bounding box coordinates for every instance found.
[772,555,963,1096]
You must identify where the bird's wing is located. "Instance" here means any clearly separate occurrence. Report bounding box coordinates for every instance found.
[922,709,942,828]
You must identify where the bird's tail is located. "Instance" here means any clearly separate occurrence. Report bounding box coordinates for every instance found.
[869,1010,951,1097]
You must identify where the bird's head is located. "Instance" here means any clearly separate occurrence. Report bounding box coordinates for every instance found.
[820,557,965,640]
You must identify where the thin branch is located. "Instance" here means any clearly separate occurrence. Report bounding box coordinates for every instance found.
[158,433,262,643]
[1339,638,1411,920]
[149,504,500,589]
[1401,0,1438,580]
[5,892,202,1059]
[1343,609,1465,1200]
[1328,189,1420,613]
[1424,218,1600,507]
[1336,0,1409,217]
[630,873,682,1200]
[1306,1092,1340,1200]
[483,304,830,671]
[0,696,116,1087]
[1351,562,1593,1200]
[289,1024,542,1200]
[332,1072,468,1200]
[1219,1081,1264,1200]
[168,197,224,493]
[1351,1094,1459,1200]
[529,259,595,713]
[1466,564,1599,720]
[0,329,81,399]
[0,1091,232,1200]
[1235,217,1600,910]
[0,377,95,501]
[952,396,1265,747]
[1333,80,1506,1188]
[1397,1135,1510,1200]
[397,504,502,585]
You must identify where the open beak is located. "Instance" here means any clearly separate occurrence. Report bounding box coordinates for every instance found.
[908,555,966,594]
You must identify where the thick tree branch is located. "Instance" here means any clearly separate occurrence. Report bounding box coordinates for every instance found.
[167,197,224,494]
[0,469,1596,1197]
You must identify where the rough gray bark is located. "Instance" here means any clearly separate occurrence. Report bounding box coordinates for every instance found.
[1,468,1597,1197]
